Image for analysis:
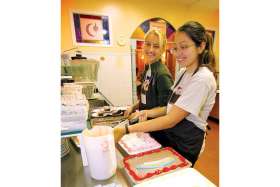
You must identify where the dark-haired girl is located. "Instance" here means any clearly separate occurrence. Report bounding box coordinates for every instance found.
[114,21,217,166]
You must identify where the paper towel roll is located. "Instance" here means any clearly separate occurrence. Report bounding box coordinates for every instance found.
[82,126,117,180]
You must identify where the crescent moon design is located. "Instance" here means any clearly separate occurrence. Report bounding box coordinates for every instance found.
[86,23,95,37]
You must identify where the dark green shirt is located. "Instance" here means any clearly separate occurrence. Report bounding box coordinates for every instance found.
[139,59,174,110]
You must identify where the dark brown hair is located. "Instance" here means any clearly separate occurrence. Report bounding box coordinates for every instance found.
[178,21,216,73]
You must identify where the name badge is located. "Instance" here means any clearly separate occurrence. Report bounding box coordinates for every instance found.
[141,93,146,105]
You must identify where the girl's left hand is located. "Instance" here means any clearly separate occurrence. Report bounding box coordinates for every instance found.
[138,110,148,122]
[113,124,126,143]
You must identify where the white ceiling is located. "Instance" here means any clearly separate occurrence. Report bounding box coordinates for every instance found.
[157,0,219,11]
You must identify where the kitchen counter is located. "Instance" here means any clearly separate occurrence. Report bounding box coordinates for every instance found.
[61,141,130,187]
[61,140,216,187]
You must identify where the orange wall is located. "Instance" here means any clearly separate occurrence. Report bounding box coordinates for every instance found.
[61,0,219,70]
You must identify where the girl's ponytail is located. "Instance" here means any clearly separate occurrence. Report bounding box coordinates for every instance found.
[200,32,215,72]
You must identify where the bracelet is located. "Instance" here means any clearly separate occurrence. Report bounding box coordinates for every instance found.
[125,123,129,134]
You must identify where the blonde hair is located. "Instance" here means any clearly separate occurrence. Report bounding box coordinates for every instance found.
[144,29,167,61]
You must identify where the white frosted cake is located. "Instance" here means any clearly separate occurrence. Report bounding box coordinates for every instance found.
[123,147,192,184]
[118,133,161,155]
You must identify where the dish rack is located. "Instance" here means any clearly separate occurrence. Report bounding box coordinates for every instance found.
[75,82,97,100]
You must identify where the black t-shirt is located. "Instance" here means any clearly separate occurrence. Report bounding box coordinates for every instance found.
[139,60,174,110]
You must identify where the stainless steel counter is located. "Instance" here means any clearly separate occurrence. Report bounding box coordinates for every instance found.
[61,141,130,187]
[61,140,216,187]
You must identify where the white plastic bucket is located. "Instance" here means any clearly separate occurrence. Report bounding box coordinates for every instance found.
[82,126,117,180]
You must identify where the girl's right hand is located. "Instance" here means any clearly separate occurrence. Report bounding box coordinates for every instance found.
[124,106,133,117]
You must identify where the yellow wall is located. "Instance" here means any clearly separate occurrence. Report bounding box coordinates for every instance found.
[61,0,219,70]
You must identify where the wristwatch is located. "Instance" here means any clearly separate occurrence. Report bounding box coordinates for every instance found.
[125,123,129,134]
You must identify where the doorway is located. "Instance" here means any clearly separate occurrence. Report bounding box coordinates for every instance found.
[130,18,177,103]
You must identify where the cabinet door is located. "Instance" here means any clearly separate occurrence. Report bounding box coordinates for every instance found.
[210,93,219,120]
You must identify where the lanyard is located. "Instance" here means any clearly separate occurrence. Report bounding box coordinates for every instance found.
[144,65,151,80]
[174,69,187,89]
[173,66,199,90]
[167,70,187,104]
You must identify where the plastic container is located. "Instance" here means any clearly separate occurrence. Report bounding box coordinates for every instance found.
[81,126,117,180]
